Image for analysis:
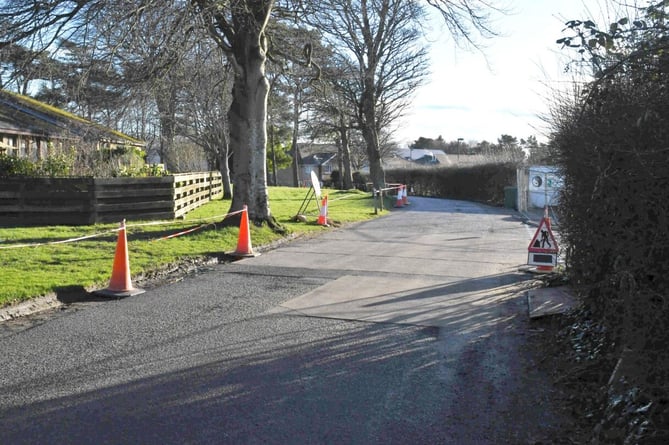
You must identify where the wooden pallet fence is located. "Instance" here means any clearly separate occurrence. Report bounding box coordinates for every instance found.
[93,176,176,223]
[173,172,223,219]
[0,171,223,226]
[0,177,95,226]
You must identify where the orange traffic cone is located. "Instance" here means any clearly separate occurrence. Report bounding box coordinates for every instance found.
[544,205,551,228]
[394,186,403,208]
[231,205,258,257]
[317,195,328,226]
[94,220,145,298]
[402,185,409,206]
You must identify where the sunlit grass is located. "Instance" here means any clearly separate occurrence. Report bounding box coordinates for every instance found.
[0,187,380,306]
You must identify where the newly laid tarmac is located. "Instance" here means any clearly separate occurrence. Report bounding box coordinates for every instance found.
[0,196,573,444]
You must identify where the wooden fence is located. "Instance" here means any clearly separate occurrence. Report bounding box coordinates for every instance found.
[0,172,223,226]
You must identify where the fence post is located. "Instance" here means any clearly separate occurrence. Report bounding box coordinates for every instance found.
[171,174,178,218]
[89,177,98,224]
[208,171,213,200]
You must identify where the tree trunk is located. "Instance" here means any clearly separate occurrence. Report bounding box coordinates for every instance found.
[336,139,343,189]
[291,88,301,187]
[269,124,277,186]
[291,140,301,187]
[338,120,353,190]
[219,143,232,199]
[362,126,384,190]
[361,73,384,190]
[155,84,178,171]
[228,28,271,223]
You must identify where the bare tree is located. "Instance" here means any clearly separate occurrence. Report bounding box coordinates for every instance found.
[265,64,294,187]
[308,53,359,190]
[0,0,300,226]
[192,1,321,226]
[180,43,235,198]
[105,3,195,173]
[427,0,499,47]
[303,0,429,189]
[302,0,500,190]
[0,0,497,221]
[266,24,328,187]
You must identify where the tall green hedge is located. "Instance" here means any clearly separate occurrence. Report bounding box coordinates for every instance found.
[385,162,517,206]
[554,73,669,355]
[551,6,669,438]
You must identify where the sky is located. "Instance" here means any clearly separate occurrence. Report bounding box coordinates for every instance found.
[394,0,616,146]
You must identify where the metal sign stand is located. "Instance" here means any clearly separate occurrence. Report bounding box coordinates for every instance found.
[294,171,322,220]
[295,186,320,218]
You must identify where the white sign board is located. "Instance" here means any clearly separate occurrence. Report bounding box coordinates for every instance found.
[310,171,321,199]
[528,252,557,267]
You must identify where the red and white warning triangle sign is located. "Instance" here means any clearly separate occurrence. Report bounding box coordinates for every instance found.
[528,217,558,253]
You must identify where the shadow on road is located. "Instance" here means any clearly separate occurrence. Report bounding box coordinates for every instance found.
[0,320,450,444]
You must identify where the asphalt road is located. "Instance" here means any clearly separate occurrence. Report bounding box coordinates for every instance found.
[0,197,567,444]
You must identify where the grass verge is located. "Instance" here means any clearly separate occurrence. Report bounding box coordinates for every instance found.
[0,187,384,307]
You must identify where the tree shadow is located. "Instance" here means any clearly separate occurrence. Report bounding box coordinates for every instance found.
[54,285,110,303]
[0,321,450,444]
[1,275,563,445]
[277,271,537,337]
[363,271,533,308]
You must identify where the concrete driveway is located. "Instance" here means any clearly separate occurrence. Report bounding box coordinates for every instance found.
[247,196,536,330]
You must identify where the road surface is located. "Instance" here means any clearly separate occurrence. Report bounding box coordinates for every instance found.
[0,197,568,444]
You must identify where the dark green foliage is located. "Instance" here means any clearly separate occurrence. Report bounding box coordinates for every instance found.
[554,3,669,352]
[0,147,161,178]
[410,136,448,152]
[352,171,369,191]
[555,74,669,352]
[328,170,340,188]
[0,154,37,176]
[385,162,517,206]
[553,2,669,441]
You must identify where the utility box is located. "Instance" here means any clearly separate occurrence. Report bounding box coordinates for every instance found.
[519,165,563,210]
[504,186,517,209]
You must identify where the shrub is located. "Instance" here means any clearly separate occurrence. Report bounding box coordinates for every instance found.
[550,6,669,441]
[352,171,369,191]
[36,150,75,177]
[329,170,340,188]
[0,145,162,178]
[385,162,517,206]
[0,154,37,177]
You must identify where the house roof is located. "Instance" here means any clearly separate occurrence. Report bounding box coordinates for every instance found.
[0,90,145,147]
[301,152,337,166]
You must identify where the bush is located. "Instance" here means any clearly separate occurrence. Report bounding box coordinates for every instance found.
[554,77,669,349]
[0,154,37,177]
[352,171,369,191]
[0,145,163,178]
[550,6,669,441]
[36,150,75,177]
[385,162,517,206]
[328,170,340,188]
